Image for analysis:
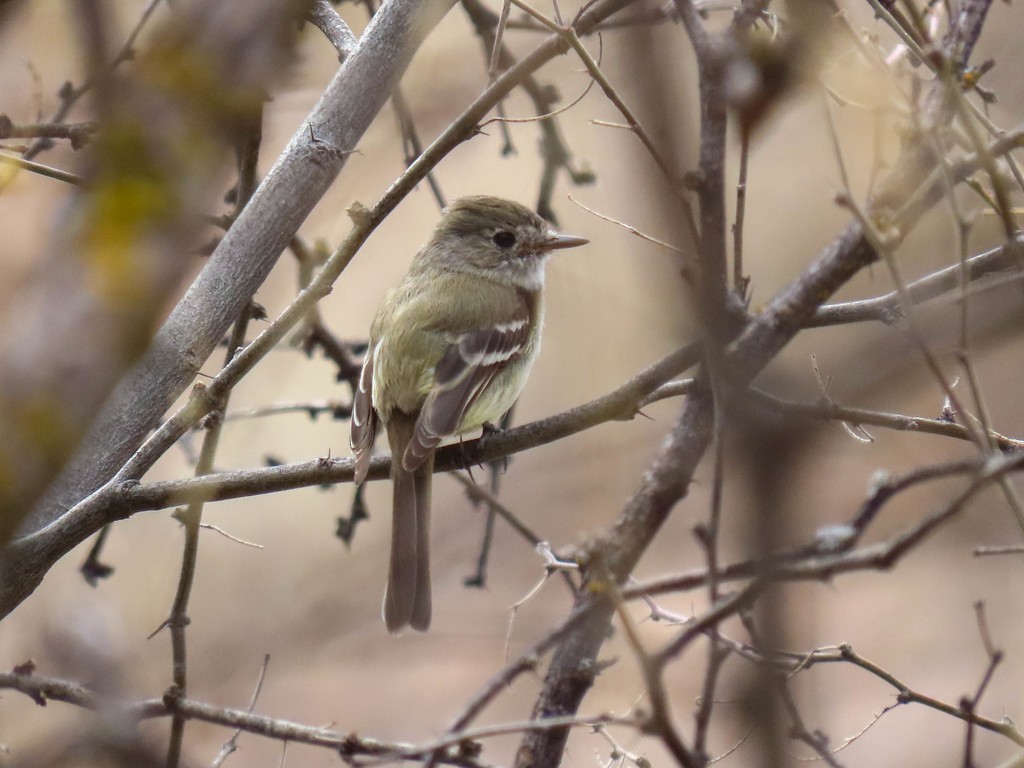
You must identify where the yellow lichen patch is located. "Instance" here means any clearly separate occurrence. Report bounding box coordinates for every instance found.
[0,451,14,500]
[8,393,79,472]
[79,124,175,308]
[0,396,79,542]
[0,161,18,187]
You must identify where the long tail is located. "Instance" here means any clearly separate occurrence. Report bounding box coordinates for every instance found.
[383,415,432,633]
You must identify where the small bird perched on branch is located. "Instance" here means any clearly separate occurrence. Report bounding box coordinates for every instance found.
[350,195,588,632]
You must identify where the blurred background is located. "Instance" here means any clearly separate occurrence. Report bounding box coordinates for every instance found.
[2,0,1024,765]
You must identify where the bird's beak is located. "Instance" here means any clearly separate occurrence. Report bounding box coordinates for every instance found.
[542,233,589,251]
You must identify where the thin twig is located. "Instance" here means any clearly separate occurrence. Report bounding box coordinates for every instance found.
[0,119,97,148]
[209,655,272,768]
[16,0,164,164]
[224,400,349,422]
[0,152,84,185]
[451,472,546,552]
[391,85,447,209]
[566,195,683,255]
[732,130,750,298]
[809,239,1024,327]
[509,0,699,247]
[163,313,251,768]
[306,0,359,61]
[835,644,1023,747]
[605,575,699,767]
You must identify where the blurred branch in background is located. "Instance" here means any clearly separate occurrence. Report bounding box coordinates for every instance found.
[0,0,454,609]
[18,0,454,541]
[0,0,308,544]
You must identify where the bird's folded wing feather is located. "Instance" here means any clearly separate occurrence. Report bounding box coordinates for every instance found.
[403,315,530,472]
[350,347,377,485]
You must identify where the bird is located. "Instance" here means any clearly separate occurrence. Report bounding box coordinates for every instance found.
[349,195,588,632]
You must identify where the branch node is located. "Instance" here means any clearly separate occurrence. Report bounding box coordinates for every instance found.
[163,684,184,709]
[346,200,372,226]
[682,169,704,190]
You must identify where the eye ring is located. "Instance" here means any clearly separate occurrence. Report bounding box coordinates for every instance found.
[492,231,517,249]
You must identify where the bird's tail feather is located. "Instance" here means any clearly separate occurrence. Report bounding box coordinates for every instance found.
[383,415,433,633]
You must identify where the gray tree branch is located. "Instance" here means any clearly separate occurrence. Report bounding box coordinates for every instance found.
[23,0,456,537]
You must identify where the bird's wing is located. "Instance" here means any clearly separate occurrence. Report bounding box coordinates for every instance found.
[350,345,378,485]
[402,314,531,472]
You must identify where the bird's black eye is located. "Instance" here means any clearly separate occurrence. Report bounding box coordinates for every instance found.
[492,231,516,249]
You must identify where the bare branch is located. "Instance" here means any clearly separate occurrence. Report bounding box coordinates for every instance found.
[306,0,359,61]
[19,0,456,544]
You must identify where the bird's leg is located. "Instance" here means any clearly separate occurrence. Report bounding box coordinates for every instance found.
[478,422,510,474]
[457,434,478,484]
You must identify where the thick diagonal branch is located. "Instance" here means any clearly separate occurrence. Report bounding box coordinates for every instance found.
[23,0,456,537]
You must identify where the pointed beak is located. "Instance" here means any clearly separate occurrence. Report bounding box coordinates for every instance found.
[542,233,589,251]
